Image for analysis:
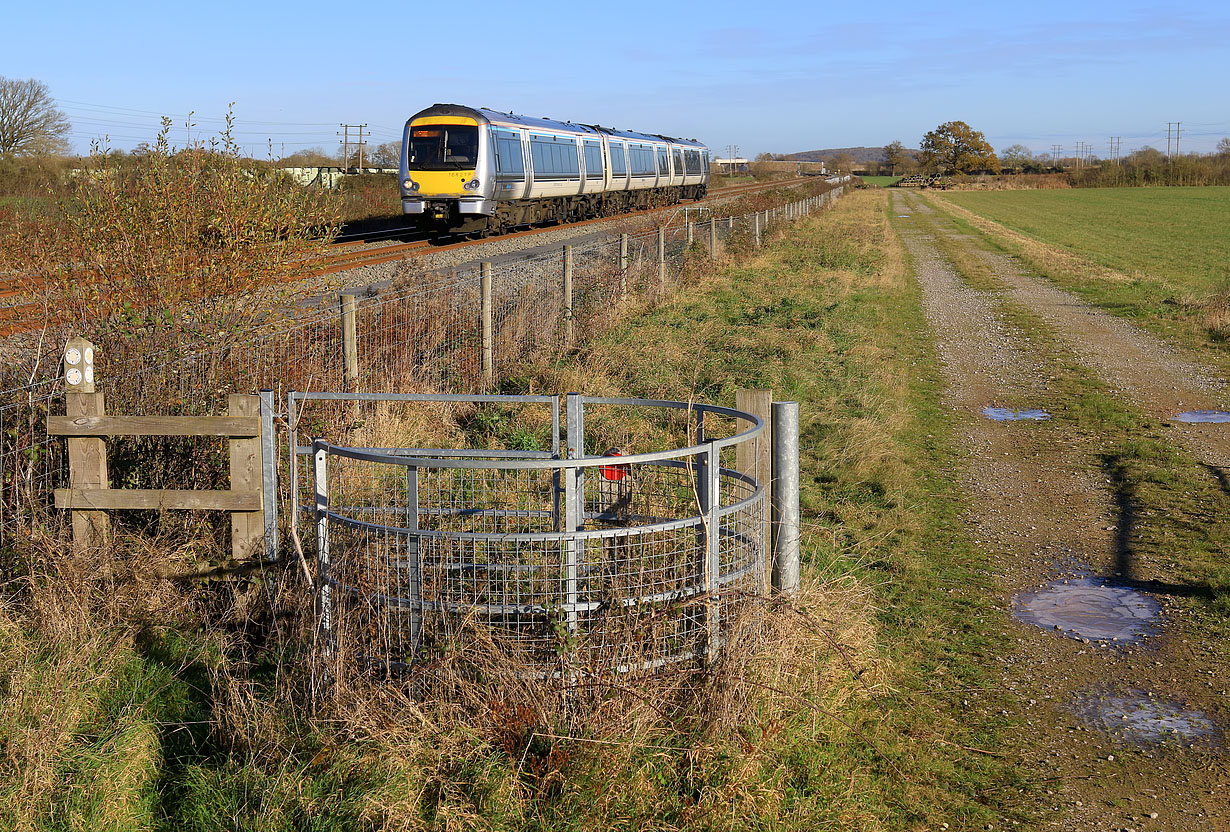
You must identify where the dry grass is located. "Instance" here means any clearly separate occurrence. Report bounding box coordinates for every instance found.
[324,575,883,830]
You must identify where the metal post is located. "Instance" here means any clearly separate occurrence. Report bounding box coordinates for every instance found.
[708,216,717,257]
[563,245,574,346]
[657,226,666,292]
[480,262,493,387]
[619,233,629,299]
[705,439,721,656]
[340,293,358,390]
[259,389,278,561]
[563,392,585,634]
[313,440,333,665]
[771,401,800,594]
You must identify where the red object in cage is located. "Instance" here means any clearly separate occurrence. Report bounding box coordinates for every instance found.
[599,447,629,481]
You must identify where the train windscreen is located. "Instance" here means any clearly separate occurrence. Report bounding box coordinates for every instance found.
[407,125,478,170]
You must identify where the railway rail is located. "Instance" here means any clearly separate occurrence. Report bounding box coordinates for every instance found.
[0,176,817,337]
[312,176,807,277]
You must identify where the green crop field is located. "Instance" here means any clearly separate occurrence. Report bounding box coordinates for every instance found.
[943,186,1230,293]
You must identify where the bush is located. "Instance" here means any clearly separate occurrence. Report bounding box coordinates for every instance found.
[0,109,341,353]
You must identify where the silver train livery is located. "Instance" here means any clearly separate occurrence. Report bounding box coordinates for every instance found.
[400,104,709,235]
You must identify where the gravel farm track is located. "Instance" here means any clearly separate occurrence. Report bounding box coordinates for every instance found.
[891,188,1229,831]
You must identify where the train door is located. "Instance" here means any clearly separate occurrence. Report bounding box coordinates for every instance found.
[492,127,527,200]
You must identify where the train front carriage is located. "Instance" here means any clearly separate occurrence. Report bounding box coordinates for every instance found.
[400,106,496,233]
[401,104,709,235]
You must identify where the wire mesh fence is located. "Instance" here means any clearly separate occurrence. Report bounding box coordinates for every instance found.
[0,181,846,552]
[309,395,766,678]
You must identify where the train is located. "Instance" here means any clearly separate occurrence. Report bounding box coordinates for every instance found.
[399,104,710,235]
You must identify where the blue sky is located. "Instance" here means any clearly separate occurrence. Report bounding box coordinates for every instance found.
[6,0,1228,159]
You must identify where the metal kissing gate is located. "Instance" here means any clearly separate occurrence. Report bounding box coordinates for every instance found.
[295,392,799,675]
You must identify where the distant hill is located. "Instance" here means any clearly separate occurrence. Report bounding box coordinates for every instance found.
[781,146,920,164]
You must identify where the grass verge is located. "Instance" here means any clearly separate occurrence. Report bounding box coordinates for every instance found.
[1,190,1037,830]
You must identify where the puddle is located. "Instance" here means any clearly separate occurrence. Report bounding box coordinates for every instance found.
[1013,577,1159,643]
[982,406,1051,421]
[1172,410,1230,423]
[896,214,911,218]
[1071,689,1220,748]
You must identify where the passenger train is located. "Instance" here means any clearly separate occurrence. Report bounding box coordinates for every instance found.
[400,104,710,235]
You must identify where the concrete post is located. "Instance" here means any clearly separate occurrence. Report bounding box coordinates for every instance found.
[754,211,761,247]
[771,401,800,594]
[686,220,694,247]
[708,216,717,258]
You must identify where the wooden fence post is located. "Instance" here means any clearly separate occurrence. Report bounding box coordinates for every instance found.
[657,226,666,293]
[340,293,358,390]
[619,233,629,300]
[563,245,574,347]
[64,337,109,550]
[480,262,494,387]
[229,393,263,560]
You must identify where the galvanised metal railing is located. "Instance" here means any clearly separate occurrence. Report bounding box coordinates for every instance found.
[304,393,767,675]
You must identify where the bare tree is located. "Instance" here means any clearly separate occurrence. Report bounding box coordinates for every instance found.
[369,140,400,168]
[0,77,71,157]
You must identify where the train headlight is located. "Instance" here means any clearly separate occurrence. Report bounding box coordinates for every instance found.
[463,178,481,190]
[402,178,418,191]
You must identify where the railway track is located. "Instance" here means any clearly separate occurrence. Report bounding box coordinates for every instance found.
[312,176,808,277]
[0,176,817,337]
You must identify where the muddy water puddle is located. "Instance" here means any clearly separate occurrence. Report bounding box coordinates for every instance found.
[1071,689,1221,748]
[1013,578,1159,643]
[1171,410,1230,423]
[982,406,1051,421]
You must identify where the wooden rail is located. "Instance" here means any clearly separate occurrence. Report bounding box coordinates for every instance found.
[49,336,266,560]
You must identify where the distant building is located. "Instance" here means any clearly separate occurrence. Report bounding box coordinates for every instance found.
[713,157,749,174]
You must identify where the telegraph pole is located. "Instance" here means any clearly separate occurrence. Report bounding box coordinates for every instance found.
[725,143,740,175]
[1175,122,1181,158]
[338,123,368,170]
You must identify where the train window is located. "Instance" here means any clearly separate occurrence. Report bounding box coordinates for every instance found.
[702,150,709,172]
[685,150,701,175]
[657,148,669,176]
[529,134,579,179]
[407,124,479,170]
[631,145,655,176]
[493,130,524,178]
[609,142,627,177]
[584,141,603,180]
[672,148,684,177]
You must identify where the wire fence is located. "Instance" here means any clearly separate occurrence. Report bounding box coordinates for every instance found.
[0,181,847,552]
[310,395,766,678]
